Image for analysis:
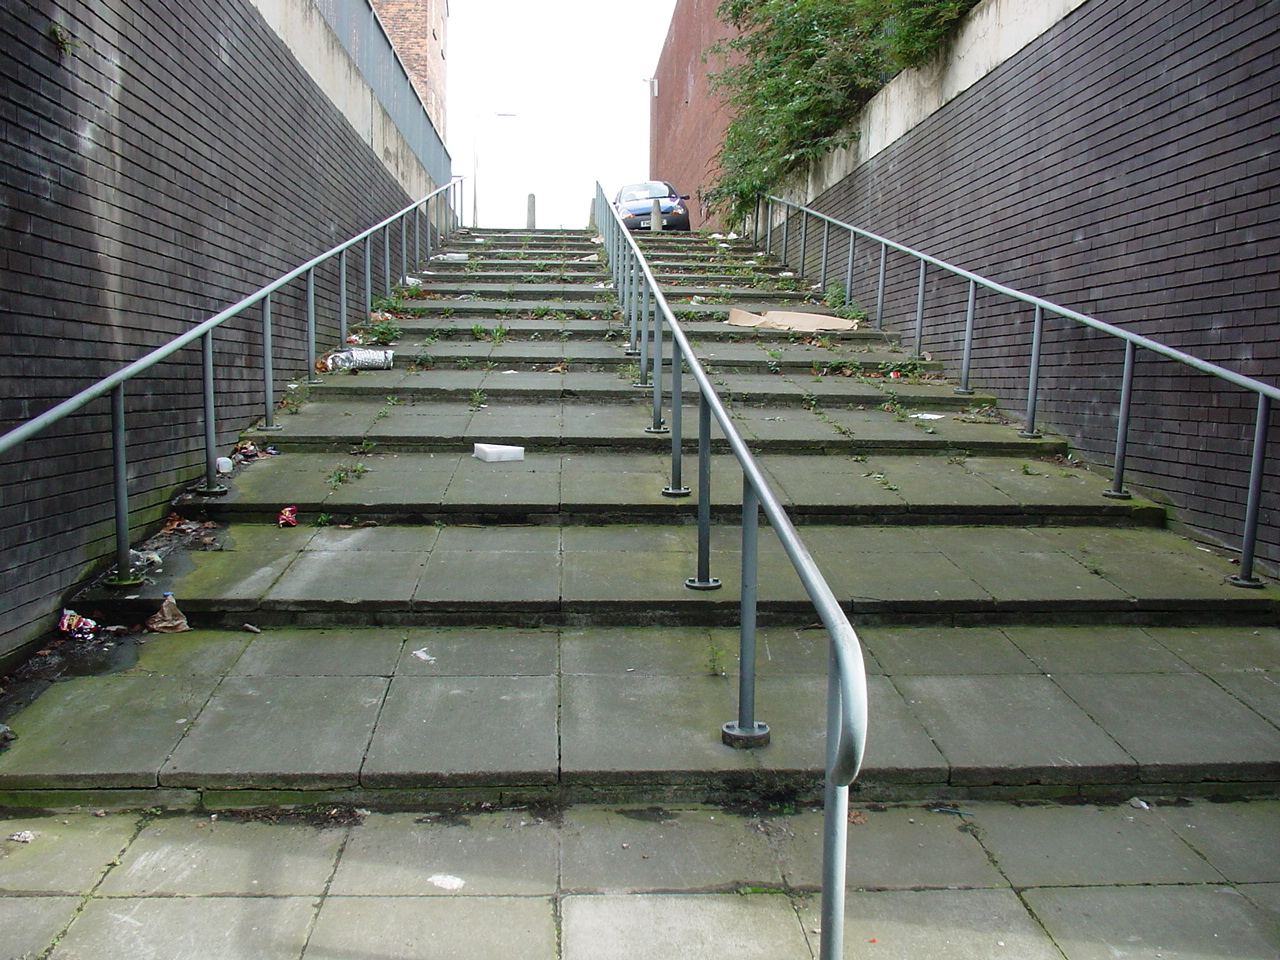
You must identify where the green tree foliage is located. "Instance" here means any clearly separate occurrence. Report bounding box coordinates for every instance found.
[707,0,980,222]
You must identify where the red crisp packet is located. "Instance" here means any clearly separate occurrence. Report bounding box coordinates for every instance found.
[277,506,298,527]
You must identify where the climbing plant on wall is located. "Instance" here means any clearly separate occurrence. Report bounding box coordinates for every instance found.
[707,0,980,223]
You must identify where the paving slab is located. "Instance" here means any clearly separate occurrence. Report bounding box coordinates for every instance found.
[779,806,1007,890]
[893,675,1137,785]
[1000,624,1194,674]
[122,631,254,676]
[1053,673,1280,781]
[264,549,427,609]
[0,676,220,789]
[328,811,559,895]
[98,816,346,895]
[560,675,747,782]
[1143,624,1280,672]
[50,895,318,960]
[1023,885,1280,960]
[562,893,811,960]
[560,805,784,892]
[561,626,715,676]
[161,676,387,789]
[971,802,1223,887]
[1212,671,1280,726]
[306,896,557,960]
[802,888,1065,959]
[863,625,1039,675]
[229,628,405,676]
[0,813,140,893]
[1154,799,1280,882]
[360,676,558,786]
[750,675,949,783]
[0,895,81,958]
[393,626,558,676]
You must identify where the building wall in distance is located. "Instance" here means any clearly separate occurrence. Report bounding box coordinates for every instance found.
[0,0,444,664]
[373,0,448,135]
[650,0,739,231]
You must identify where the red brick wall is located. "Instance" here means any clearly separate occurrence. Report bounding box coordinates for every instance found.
[650,0,738,231]
[373,0,447,134]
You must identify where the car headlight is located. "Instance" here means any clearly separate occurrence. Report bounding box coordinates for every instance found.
[673,203,686,215]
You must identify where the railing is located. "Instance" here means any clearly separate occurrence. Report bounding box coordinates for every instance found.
[594,184,870,960]
[0,179,463,586]
[755,195,1278,587]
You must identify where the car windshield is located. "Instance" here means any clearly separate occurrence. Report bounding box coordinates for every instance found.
[618,182,673,202]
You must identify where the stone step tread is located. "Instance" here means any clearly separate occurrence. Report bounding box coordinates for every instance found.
[3,623,1275,795]
[307,372,989,411]
[77,520,1270,629]
[245,398,1063,456]
[375,341,924,366]
[181,450,1161,527]
[405,281,809,300]
[391,300,860,318]
[386,315,894,344]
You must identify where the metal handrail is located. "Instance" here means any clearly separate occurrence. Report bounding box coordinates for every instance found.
[759,195,1277,587]
[1,178,464,585]
[594,184,869,960]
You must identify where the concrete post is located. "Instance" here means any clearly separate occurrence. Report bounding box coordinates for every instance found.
[651,198,662,231]
[527,194,536,229]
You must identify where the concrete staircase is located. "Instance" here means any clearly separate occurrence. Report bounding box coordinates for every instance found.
[2,228,1276,807]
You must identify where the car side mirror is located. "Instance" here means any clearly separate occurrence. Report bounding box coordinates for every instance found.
[680,195,690,200]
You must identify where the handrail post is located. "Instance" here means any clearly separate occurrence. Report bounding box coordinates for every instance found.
[686,393,721,591]
[819,648,850,960]
[635,272,652,387]
[305,267,323,384]
[844,230,856,302]
[913,259,927,358]
[382,224,391,295]
[103,384,143,587]
[1228,392,1270,588]
[414,202,421,268]
[646,290,668,433]
[625,247,641,356]
[780,211,789,267]
[819,221,830,290]
[338,248,349,345]
[195,331,227,495]
[259,294,282,431]
[874,244,887,329]
[1019,304,1044,438]
[399,215,407,281]
[722,477,770,747]
[765,199,773,255]
[955,279,977,396]
[1103,340,1136,499]
[664,339,690,496]
[799,213,809,277]
[363,236,373,316]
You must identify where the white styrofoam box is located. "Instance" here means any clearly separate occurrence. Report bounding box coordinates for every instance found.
[472,443,525,462]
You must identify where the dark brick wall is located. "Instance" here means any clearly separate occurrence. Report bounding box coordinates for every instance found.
[0,0,429,661]
[769,0,1280,570]
[650,0,739,230]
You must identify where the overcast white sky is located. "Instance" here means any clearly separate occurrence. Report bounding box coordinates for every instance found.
[445,0,679,228]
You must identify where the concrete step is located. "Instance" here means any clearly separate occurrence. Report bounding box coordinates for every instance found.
[173,451,1164,529]
[306,369,984,411]
[77,520,1270,630]
[243,398,1062,455]
[3,623,1276,802]
[354,341,934,377]
[385,314,896,346]
[387,300,861,322]
[399,281,811,305]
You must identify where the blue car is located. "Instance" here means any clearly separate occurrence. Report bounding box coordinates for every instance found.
[613,181,691,231]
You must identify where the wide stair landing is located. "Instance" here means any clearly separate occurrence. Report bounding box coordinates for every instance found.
[2,228,1276,808]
